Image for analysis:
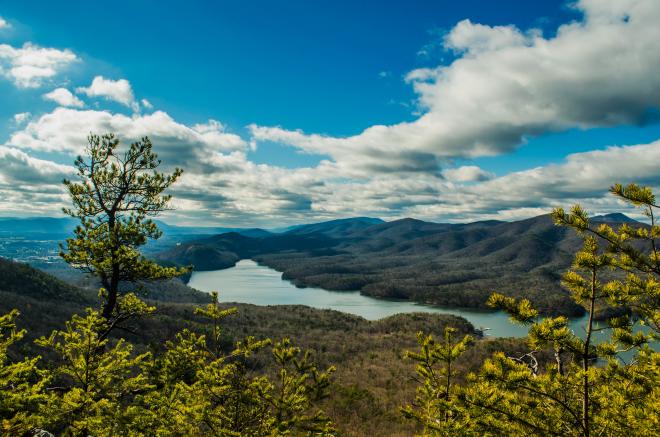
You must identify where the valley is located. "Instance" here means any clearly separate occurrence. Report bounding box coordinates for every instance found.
[157,213,639,317]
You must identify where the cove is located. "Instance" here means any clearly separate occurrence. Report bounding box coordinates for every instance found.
[188,259,590,338]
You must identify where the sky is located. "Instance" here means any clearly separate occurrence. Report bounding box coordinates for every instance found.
[0,0,659,227]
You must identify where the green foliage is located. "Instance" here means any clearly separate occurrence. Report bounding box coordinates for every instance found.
[401,327,473,435]
[35,309,152,435]
[0,297,335,435]
[554,183,660,333]
[130,292,335,435]
[487,293,538,325]
[0,310,50,435]
[60,133,187,322]
[404,183,660,436]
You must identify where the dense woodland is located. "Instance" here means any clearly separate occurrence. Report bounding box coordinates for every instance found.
[1,134,658,436]
[1,255,545,436]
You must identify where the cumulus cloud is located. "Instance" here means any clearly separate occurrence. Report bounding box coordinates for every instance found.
[0,16,10,29]
[444,19,532,54]
[4,104,659,226]
[295,141,660,224]
[141,98,153,109]
[0,145,74,216]
[98,139,660,225]
[43,87,84,107]
[8,108,248,170]
[442,165,494,182]
[0,145,74,185]
[250,0,660,174]
[76,76,138,111]
[459,142,660,210]
[0,42,78,88]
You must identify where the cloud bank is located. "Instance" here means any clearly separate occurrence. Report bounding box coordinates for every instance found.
[249,0,660,176]
[1,0,660,226]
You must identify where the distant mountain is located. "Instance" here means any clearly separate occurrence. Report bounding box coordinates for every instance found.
[0,216,271,239]
[0,217,77,236]
[154,220,272,237]
[284,217,384,238]
[590,213,638,223]
[154,231,337,270]
[158,213,646,317]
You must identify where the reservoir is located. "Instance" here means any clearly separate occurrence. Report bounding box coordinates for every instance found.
[188,259,593,338]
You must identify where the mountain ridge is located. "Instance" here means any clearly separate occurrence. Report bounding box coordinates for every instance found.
[155,213,642,317]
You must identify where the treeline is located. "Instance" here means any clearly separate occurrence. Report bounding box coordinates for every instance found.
[255,249,585,317]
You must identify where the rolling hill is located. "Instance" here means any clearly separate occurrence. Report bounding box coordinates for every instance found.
[156,214,641,316]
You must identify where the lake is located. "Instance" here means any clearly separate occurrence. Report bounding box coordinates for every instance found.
[188,259,597,338]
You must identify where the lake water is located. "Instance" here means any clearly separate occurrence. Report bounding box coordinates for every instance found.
[188,260,596,338]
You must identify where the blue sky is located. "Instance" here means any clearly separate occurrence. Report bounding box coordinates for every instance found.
[0,0,659,226]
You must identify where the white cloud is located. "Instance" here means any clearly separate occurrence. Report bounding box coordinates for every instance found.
[444,19,532,54]
[9,108,248,169]
[4,101,659,226]
[2,0,660,226]
[0,16,10,29]
[462,142,660,208]
[141,98,153,109]
[285,141,660,224]
[250,0,660,175]
[0,42,78,88]
[43,87,84,107]
[12,112,31,125]
[0,145,75,216]
[76,76,138,111]
[0,145,74,185]
[442,165,494,182]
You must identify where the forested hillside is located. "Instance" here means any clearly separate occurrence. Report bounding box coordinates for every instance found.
[158,213,638,316]
[2,255,541,436]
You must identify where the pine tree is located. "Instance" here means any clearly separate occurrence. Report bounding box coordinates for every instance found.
[125,291,335,435]
[404,183,659,436]
[60,133,186,329]
[0,310,50,435]
[2,132,337,435]
[35,308,153,435]
[401,327,474,435]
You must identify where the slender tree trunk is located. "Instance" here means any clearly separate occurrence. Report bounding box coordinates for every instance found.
[102,213,119,320]
[555,346,564,376]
